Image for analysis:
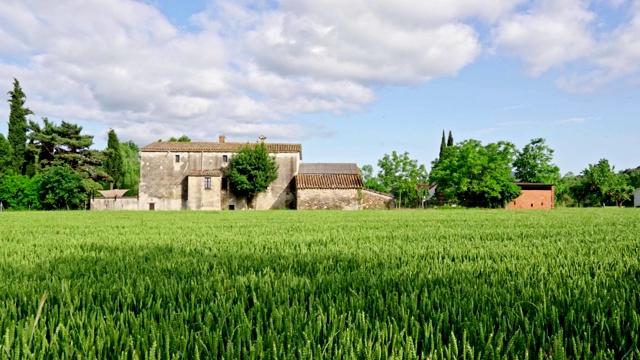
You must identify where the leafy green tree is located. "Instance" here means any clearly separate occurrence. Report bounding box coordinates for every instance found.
[430,139,520,208]
[39,165,88,210]
[581,159,615,206]
[168,135,191,142]
[555,172,581,206]
[104,129,124,189]
[0,172,42,210]
[513,138,560,184]
[377,151,428,207]
[360,164,387,193]
[447,131,453,147]
[0,133,12,175]
[7,78,33,174]
[227,143,278,208]
[607,173,634,207]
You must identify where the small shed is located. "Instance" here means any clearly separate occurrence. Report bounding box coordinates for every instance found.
[506,183,555,210]
[91,189,138,210]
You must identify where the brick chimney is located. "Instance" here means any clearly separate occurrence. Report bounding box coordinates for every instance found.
[219,135,226,143]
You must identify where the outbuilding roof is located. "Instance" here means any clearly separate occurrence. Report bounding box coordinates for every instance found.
[140,141,302,155]
[296,174,363,190]
[298,163,359,174]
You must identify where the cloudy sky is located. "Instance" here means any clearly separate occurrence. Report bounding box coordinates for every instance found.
[0,0,638,174]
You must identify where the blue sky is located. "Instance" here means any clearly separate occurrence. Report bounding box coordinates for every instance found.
[0,0,638,174]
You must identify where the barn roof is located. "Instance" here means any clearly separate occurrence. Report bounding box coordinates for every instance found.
[298,163,359,174]
[296,174,363,190]
[140,141,302,155]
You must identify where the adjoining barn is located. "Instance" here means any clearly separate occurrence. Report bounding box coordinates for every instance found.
[295,163,393,210]
[506,183,555,210]
[635,188,640,207]
[296,163,363,210]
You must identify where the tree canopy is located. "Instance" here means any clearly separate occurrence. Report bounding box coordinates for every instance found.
[26,118,109,182]
[227,143,278,207]
[513,138,560,184]
[430,140,520,208]
[168,135,191,142]
[375,151,428,207]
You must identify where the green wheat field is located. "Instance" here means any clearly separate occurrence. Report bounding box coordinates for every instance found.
[1,209,639,359]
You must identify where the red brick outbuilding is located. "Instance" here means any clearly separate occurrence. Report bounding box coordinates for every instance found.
[506,183,555,210]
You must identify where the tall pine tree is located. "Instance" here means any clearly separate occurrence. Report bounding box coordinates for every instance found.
[7,79,33,174]
[447,131,454,147]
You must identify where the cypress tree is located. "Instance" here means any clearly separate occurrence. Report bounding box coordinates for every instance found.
[7,79,33,174]
[105,129,124,189]
[447,131,454,147]
[439,130,446,159]
[0,133,12,175]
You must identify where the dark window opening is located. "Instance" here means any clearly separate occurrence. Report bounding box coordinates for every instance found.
[531,203,534,207]
[149,203,155,210]
[223,155,228,163]
[221,177,228,190]
[204,177,211,190]
[175,154,180,162]
[228,204,235,210]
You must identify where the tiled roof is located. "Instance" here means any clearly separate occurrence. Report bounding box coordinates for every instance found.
[188,169,222,177]
[298,163,359,174]
[296,174,363,190]
[141,142,302,154]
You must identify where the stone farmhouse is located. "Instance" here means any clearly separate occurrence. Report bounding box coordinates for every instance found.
[91,135,393,211]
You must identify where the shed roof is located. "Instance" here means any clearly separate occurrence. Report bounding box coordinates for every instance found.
[296,174,363,190]
[298,163,359,174]
[188,169,222,177]
[140,141,302,156]
[97,189,129,198]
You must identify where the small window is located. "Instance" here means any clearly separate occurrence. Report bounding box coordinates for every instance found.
[221,177,228,190]
[149,203,155,211]
[228,204,235,210]
[204,177,211,190]
[223,155,228,163]
[175,154,180,162]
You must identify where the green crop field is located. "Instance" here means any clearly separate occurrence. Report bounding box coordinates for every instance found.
[1,209,639,359]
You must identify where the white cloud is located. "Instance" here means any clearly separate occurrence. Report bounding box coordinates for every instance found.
[492,0,596,75]
[3,0,638,146]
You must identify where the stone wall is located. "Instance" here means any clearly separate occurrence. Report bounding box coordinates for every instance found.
[361,189,393,209]
[506,187,555,210]
[297,189,359,210]
[90,197,139,210]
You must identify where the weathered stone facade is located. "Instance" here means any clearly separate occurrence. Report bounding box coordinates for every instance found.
[506,183,555,210]
[361,189,394,209]
[297,188,360,210]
